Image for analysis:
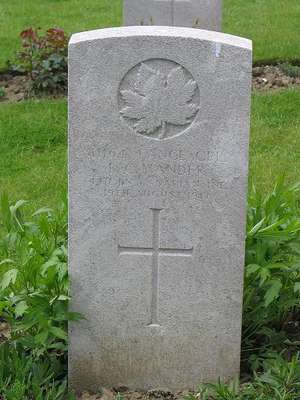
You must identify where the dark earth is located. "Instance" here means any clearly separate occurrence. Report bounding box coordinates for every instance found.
[77,387,190,400]
[0,73,27,102]
[252,64,300,91]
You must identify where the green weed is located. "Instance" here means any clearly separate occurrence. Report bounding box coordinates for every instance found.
[0,87,5,99]
[187,353,300,400]
[0,195,79,399]
[0,179,300,397]
[279,63,300,79]
[242,179,300,371]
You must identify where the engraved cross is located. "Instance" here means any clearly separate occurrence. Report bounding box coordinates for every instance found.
[118,208,193,327]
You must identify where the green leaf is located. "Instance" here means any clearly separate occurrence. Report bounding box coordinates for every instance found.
[247,218,265,237]
[48,342,67,350]
[13,199,28,210]
[246,264,261,277]
[15,300,28,317]
[264,279,283,307]
[284,338,300,346]
[0,258,15,266]
[57,294,70,301]
[259,267,271,285]
[0,192,11,231]
[35,330,49,344]
[258,218,288,234]
[32,207,53,217]
[0,300,9,313]
[266,263,289,271]
[41,259,58,275]
[49,326,67,341]
[294,282,300,293]
[1,269,18,290]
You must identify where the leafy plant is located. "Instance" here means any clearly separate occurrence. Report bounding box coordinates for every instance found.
[0,195,79,399]
[0,87,5,99]
[187,353,300,400]
[1,178,299,397]
[242,178,300,372]
[11,27,68,96]
[279,63,300,78]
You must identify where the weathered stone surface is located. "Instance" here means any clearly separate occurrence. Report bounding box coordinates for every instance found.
[68,26,252,393]
[123,0,222,31]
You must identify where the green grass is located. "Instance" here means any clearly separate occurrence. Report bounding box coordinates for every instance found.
[223,0,300,63]
[1,90,300,208]
[0,0,300,68]
[250,89,300,191]
[0,99,67,209]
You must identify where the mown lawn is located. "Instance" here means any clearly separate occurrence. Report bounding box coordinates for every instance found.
[250,89,300,191]
[0,99,67,209]
[0,0,299,68]
[223,0,300,63]
[1,89,300,208]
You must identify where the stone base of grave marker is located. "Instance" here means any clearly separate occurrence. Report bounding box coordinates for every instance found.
[68,26,252,393]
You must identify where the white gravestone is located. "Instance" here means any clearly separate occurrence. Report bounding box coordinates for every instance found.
[69,26,252,393]
[123,0,222,31]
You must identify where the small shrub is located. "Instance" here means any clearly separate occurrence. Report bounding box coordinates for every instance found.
[0,195,79,399]
[187,353,300,400]
[0,87,5,98]
[11,27,68,96]
[279,63,300,78]
[243,178,300,372]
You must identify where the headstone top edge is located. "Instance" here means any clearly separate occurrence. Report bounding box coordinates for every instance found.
[69,26,252,51]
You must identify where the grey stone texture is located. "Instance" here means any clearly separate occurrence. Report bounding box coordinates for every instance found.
[69,26,252,393]
[123,0,222,31]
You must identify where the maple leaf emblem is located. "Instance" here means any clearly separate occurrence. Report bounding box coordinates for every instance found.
[120,63,199,139]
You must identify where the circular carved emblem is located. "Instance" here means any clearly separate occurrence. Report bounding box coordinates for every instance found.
[119,59,200,140]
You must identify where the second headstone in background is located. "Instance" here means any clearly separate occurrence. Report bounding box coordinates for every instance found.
[123,0,222,31]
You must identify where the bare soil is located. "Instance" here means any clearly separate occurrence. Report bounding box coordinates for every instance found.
[252,65,300,91]
[0,319,11,343]
[0,72,27,102]
[77,388,190,400]
[0,72,65,103]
